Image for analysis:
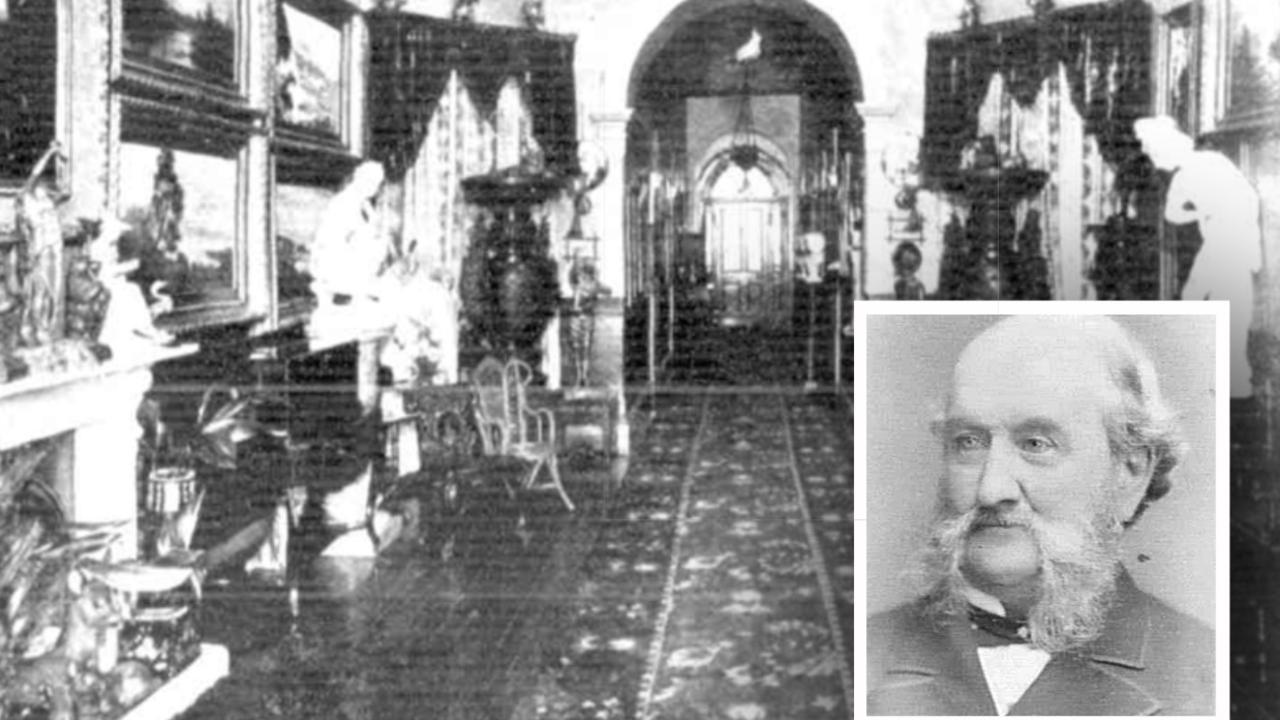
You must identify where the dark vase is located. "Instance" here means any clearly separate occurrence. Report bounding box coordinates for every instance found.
[498,249,557,362]
[458,226,496,347]
[459,168,566,371]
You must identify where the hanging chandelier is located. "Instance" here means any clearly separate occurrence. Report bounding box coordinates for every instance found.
[729,26,762,171]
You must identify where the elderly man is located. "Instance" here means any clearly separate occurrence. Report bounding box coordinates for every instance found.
[866,315,1213,716]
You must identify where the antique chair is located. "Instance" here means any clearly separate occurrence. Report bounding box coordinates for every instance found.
[471,356,574,511]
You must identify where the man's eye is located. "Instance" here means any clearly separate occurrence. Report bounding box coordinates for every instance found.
[1019,436,1056,453]
[951,434,984,452]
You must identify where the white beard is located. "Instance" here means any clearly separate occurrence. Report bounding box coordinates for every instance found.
[917,495,1126,653]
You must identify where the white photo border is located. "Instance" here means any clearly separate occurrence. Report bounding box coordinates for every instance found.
[853,299,1231,720]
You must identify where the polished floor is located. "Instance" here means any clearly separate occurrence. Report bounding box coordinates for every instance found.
[179,385,854,720]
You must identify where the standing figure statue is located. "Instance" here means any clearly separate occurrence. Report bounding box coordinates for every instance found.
[566,254,602,387]
[1135,115,1263,397]
[16,141,66,346]
[310,161,390,313]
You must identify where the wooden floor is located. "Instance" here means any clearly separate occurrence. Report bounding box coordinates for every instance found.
[179,382,857,720]
[172,300,862,720]
[181,451,625,720]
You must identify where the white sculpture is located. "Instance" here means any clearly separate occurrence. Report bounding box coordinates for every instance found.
[310,161,392,336]
[1135,115,1263,397]
[91,213,174,357]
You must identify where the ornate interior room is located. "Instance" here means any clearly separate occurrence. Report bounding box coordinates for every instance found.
[0,0,1275,717]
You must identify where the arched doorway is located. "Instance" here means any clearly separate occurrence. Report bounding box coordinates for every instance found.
[700,147,793,328]
[620,0,863,384]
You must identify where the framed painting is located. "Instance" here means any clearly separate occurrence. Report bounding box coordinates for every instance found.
[278,2,343,137]
[1220,0,1280,127]
[0,0,59,183]
[117,141,249,326]
[119,0,249,108]
[275,0,358,154]
[1160,4,1200,135]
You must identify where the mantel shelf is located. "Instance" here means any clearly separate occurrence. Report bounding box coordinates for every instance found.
[0,343,197,407]
[0,343,199,452]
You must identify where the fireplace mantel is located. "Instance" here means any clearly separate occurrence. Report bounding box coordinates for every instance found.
[0,343,198,558]
[0,344,197,451]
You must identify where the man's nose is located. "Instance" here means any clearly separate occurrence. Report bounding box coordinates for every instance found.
[975,439,1023,508]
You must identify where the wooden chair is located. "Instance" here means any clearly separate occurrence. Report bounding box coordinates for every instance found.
[471,357,574,511]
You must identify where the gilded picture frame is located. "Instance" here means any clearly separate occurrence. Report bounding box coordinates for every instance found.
[1219,0,1280,129]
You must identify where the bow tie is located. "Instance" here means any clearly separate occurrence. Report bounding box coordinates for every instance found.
[969,604,1031,645]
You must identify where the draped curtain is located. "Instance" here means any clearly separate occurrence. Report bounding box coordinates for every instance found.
[921,0,1152,181]
[367,12,578,180]
[922,0,1157,300]
[399,73,543,283]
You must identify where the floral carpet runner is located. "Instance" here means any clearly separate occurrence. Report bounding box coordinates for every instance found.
[639,392,853,719]
[521,391,853,719]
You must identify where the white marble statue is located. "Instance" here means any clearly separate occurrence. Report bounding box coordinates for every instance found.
[1135,115,1263,397]
[91,213,174,357]
[309,161,393,335]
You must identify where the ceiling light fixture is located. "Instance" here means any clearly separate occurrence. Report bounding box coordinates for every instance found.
[729,26,763,171]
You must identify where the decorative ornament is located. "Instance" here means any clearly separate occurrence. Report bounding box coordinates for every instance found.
[1027,0,1054,22]
[520,0,545,30]
[728,25,763,171]
[566,142,609,241]
[452,0,478,23]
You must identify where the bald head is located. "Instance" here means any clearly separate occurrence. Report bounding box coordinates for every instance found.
[955,316,1155,405]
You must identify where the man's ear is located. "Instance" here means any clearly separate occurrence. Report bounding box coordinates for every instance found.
[1115,448,1156,523]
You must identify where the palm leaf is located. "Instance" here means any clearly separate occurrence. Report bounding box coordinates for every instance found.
[0,445,52,510]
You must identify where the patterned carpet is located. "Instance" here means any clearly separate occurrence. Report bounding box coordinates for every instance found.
[516,391,854,719]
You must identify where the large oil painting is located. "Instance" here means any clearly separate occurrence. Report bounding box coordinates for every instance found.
[0,0,56,180]
[118,143,240,311]
[123,0,238,87]
[1225,0,1280,119]
[278,2,343,136]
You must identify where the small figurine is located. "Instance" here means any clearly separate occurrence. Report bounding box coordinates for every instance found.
[135,149,190,306]
[275,3,299,123]
[566,254,602,387]
[63,223,111,342]
[797,232,827,284]
[91,213,174,356]
[892,241,927,301]
[15,141,67,346]
[520,0,545,30]
[452,0,478,22]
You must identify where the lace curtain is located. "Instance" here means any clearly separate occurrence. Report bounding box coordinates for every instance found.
[400,75,541,288]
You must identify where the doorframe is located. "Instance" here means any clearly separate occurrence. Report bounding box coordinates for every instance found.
[703,195,793,327]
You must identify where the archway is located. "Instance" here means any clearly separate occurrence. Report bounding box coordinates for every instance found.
[619,0,864,385]
[696,138,795,328]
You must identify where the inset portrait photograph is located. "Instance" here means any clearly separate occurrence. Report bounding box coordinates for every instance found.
[858,305,1226,717]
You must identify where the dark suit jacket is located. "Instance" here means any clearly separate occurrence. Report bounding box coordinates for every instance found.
[867,572,1214,715]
